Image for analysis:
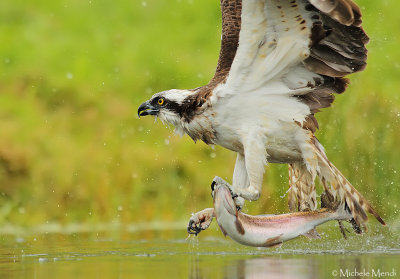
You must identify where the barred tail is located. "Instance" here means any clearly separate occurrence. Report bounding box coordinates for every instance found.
[313,141,386,227]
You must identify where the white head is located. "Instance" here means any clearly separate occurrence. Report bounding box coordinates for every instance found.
[137,89,195,126]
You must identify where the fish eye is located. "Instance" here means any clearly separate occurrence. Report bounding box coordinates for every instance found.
[157,98,165,105]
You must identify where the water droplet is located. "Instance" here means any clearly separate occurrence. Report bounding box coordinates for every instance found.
[15,237,24,243]
[66,72,73,79]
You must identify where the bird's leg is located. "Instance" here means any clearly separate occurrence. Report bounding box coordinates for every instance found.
[231,153,249,209]
[230,134,267,202]
[187,208,214,235]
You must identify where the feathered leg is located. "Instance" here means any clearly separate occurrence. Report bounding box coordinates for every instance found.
[290,131,385,234]
[288,160,352,237]
[311,138,385,228]
[288,162,317,212]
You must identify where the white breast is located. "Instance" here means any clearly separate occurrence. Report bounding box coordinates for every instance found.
[210,87,307,162]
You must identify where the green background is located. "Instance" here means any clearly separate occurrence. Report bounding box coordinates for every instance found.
[0,0,399,230]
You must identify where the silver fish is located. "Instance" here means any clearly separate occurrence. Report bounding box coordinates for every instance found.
[212,183,352,247]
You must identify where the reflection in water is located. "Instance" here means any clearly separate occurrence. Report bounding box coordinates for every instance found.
[188,254,318,279]
[223,257,316,279]
[0,227,398,279]
[189,253,202,279]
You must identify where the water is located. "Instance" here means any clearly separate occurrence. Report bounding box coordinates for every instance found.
[0,222,399,279]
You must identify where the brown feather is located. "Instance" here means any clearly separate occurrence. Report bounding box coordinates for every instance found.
[311,139,386,228]
[305,56,350,77]
[189,0,242,106]
[185,0,368,134]
[288,162,317,212]
[311,44,366,72]
[298,0,368,132]
[344,0,362,26]
[308,0,356,26]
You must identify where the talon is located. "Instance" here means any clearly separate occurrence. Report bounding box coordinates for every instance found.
[187,220,197,235]
[187,219,202,236]
[187,221,194,234]
[229,188,238,199]
[211,180,216,192]
[188,225,199,235]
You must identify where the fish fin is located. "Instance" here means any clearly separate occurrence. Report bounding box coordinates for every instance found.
[268,242,283,249]
[264,234,283,247]
[302,228,321,239]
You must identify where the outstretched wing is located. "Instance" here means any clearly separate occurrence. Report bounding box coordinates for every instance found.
[191,0,242,105]
[210,0,368,132]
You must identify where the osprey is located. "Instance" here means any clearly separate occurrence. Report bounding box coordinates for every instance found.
[138,0,385,228]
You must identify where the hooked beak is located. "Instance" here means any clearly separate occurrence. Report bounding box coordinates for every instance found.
[137,101,159,118]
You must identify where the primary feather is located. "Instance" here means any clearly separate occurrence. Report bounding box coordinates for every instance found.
[138,0,385,230]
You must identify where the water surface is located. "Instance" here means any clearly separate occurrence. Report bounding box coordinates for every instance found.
[1,222,399,279]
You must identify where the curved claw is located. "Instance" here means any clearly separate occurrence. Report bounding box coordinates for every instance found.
[211,178,238,199]
[187,219,201,236]
[187,208,214,236]
[211,180,216,192]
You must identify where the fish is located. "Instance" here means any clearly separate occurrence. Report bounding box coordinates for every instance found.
[212,183,352,248]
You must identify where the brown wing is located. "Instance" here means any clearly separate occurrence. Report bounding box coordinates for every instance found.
[297,0,368,132]
[188,0,368,132]
[190,0,242,106]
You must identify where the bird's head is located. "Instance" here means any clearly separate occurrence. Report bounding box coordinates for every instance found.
[137,89,194,126]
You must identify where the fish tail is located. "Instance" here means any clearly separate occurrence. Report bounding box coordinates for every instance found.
[313,140,386,228]
[334,201,353,221]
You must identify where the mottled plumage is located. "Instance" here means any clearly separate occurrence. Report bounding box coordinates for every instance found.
[138,0,385,230]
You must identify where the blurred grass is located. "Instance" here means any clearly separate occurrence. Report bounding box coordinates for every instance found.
[0,0,399,229]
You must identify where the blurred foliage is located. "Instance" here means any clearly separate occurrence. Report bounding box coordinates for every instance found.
[0,0,399,229]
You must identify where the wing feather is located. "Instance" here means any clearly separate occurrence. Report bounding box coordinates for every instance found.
[210,0,368,133]
[189,0,242,106]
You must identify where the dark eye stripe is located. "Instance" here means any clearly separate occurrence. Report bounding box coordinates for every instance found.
[150,97,184,117]
[165,101,183,116]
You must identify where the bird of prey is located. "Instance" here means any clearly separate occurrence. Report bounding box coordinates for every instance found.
[138,0,385,229]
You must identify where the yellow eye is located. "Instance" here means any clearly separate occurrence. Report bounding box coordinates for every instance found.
[158,98,165,105]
